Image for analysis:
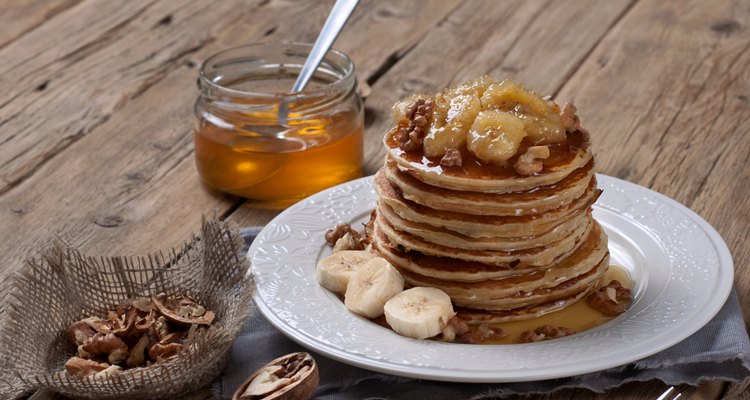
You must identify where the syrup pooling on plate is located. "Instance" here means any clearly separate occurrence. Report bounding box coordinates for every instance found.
[483,265,633,344]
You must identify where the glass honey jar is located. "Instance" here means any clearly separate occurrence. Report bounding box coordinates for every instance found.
[194,43,363,203]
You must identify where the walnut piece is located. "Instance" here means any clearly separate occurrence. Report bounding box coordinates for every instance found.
[66,321,96,346]
[458,323,507,344]
[325,223,357,245]
[520,325,576,343]
[586,280,633,316]
[148,331,185,360]
[560,102,587,133]
[325,223,366,251]
[148,342,184,361]
[513,145,550,175]
[396,98,434,152]
[440,316,470,342]
[332,232,357,252]
[126,334,150,368]
[152,294,215,327]
[80,333,129,365]
[94,365,122,378]
[440,148,462,167]
[65,357,110,377]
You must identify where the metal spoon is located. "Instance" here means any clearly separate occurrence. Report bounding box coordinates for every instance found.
[278,0,359,121]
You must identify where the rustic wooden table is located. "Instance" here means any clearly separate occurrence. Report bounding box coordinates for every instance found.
[1,0,748,399]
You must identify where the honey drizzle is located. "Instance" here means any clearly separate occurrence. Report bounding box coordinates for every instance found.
[485,264,633,344]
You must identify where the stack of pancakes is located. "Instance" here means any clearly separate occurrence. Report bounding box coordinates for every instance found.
[371,129,609,324]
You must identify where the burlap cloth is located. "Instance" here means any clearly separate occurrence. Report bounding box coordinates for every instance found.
[0,218,253,400]
[217,227,750,399]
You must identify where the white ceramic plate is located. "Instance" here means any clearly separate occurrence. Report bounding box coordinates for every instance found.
[248,174,733,382]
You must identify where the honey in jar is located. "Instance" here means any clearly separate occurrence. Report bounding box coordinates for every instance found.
[194,43,363,203]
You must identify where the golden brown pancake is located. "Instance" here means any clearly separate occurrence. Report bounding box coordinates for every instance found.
[375,168,601,238]
[373,217,608,285]
[376,209,593,266]
[385,159,596,216]
[378,200,592,252]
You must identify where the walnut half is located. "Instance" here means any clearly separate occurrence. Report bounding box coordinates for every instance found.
[396,98,434,152]
[237,352,319,400]
[440,316,470,342]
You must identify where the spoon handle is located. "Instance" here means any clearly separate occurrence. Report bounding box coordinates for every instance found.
[290,0,359,93]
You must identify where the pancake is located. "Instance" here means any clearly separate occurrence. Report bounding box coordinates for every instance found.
[375,168,601,238]
[451,255,608,310]
[385,159,596,216]
[376,209,593,266]
[384,129,592,193]
[378,200,592,252]
[375,219,607,286]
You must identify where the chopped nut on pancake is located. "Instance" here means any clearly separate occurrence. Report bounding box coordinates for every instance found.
[560,102,589,134]
[514,145,550,176]
[396,98,434,152]
[440,148,462,167]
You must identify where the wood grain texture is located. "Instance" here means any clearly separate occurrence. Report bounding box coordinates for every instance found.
[555,0,750,323]
[0,0,250,195]
[0,0,81,49]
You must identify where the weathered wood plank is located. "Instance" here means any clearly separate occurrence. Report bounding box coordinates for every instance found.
[0,0,81,49]
[360,0,636,174]
[0,0,459,274]
[555,0,750,324]
[0,0,263,195]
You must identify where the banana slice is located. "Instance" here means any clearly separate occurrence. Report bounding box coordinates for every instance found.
[344,258,404,318]
[384,287,456,340]
[316,251,375,293]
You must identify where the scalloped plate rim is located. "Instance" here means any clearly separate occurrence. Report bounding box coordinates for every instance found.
[248,174,734,383]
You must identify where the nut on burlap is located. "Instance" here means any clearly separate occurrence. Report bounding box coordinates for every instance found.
[0,217,253,400]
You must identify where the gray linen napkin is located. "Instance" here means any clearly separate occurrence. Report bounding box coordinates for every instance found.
[221,227,750,399]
